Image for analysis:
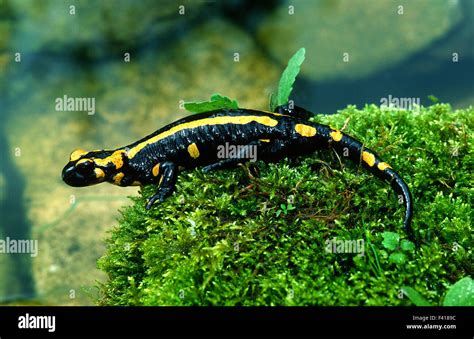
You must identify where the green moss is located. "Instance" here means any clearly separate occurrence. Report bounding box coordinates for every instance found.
[97,104,473,305]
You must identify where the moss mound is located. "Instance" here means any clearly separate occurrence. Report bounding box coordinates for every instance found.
[97,104,472,305]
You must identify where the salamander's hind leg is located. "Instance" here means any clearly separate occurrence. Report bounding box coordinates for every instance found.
[202,159,238,173]
[202,140,263,173]
[202,139,290,173]
[146,161,177,209]
[257,139,291,161]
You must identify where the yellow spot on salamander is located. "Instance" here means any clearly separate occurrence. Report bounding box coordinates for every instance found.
[127,115,279,159]
[377,162,392,171]
[113,172,124,185]
[94,150,125,169]
[76,158,92,166]
[294,124,316,137]
[187,143,200,159]
[362,151,376,167]
[70,149,88,162]
[94,168,105,179]
[330,130,343,142]
[260,139,270,143]
[152,164,160,177]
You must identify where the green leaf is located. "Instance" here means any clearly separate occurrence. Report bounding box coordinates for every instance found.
[402,286,432,306]
[443,277,474,306]
[427,94,439,104]
[184,93,239,113]
[400,239,415,252]
[389,252,406,264]
[270,48,306,111]
[269,92,277,113]
[382,231,400,251]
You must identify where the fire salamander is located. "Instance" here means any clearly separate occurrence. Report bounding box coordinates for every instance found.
[62,104,414,238]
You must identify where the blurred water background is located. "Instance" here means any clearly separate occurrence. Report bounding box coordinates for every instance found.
[0,0,472,305]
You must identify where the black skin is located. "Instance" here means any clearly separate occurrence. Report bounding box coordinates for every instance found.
[62,104,414,240]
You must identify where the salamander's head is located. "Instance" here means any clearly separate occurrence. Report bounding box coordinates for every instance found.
[62,148,126,187]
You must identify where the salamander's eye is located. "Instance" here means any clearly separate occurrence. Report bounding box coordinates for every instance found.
[75,159,94,174]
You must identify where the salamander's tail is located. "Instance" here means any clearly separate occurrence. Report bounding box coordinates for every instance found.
[275,104,414,240]
[383,167,413,239]
[327,128,414,241]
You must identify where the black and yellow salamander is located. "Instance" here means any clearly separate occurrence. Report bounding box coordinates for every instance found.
[62,104,413,238]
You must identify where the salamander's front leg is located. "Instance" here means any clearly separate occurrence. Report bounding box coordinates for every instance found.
[146,161,177,209]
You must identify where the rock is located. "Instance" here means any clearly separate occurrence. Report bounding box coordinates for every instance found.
[257,0,462,81]
[2,0,204,58]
